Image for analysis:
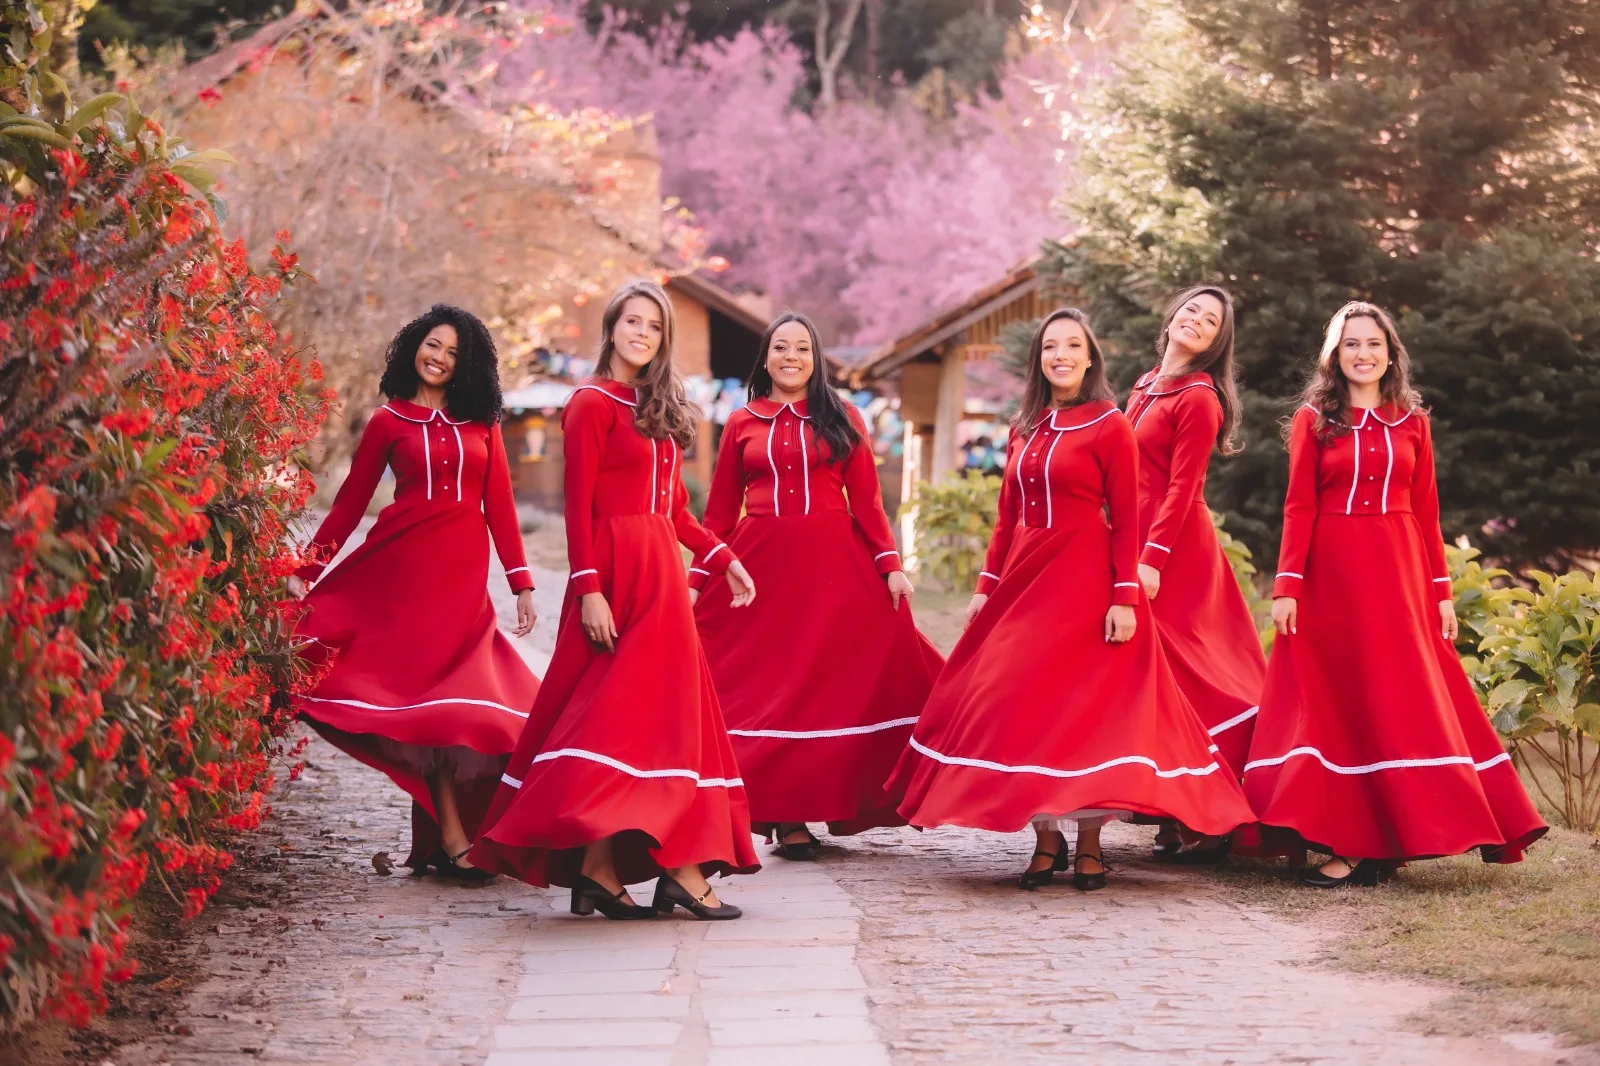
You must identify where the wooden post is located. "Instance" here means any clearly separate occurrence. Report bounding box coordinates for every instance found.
[930,344,965,483]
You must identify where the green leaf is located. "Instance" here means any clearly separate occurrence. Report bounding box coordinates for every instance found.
[2,124,72,149]
[63,93,125,137]
[139,438,180,471]
[1487,678,1533,712]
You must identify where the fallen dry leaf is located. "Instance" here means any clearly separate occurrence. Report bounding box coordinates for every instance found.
[152,975,183,992]
[372,851,395,876]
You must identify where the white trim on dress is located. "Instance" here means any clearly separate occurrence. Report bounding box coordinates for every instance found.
[499,748,744,789]
[1243,747,1512,776]
[727,716,918,740]
[907,735,1221,779]
[301,694,529,719]
[1207,705,1259,736]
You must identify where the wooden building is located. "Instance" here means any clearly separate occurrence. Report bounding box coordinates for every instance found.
[851,261,1048,560]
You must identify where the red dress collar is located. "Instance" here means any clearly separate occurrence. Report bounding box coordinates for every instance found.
[576,377,640,407]
[745,397,811,420]
[383,397,471,424]
[1351,403,1415,427]
[1134,368,1215,396]
[1037,398,1119,431]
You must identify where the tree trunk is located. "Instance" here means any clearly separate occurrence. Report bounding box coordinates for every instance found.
[864,0,882,104]
[814,0,865,108]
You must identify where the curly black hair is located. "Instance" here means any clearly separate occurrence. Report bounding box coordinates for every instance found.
[377,305,503,424]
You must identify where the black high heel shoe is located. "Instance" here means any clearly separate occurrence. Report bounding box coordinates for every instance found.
[774,824,822,862]
[1297,857,1393,889]
[1017,847,1070,890]
[571,875,657,919]
[414,848,495,883]
[1151,826,1183,861]
[1073,851,1109,892]
[1170,835,1233,866]
[652,876,742,920]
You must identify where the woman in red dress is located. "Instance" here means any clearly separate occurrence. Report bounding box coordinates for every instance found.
[1244,302,1546,887]
[470,280,761,920]
[692,312,945,859]
[888,309,1255,891]
[290,305,539,881]
[1125,285,1267,862]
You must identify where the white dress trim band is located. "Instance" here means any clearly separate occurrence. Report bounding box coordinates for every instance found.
[727,716,919,740]
[301,694,529,719]
[1243,747,1512,776]
[1207,705,1259,736]
[499,748,744,789]
[908,735,1221,780]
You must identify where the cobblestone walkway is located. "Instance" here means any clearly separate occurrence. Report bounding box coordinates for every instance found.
[112,547,1591,1065]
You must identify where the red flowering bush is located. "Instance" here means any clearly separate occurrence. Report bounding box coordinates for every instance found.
[0,11,331,1026]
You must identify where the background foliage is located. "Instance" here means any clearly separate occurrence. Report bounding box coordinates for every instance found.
[1,0,329,1027]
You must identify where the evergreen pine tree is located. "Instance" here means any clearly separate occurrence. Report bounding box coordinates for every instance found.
[1043,0,1600,569]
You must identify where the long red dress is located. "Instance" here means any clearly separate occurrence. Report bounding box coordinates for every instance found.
[469,379,761,887]
[293,398,540,867]
[1242,405,1546,862]
[1125,369,1266,776]
[888,401,1255,834]
[692,399,945,835]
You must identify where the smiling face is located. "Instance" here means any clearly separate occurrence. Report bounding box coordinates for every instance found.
[1041,316,1091,400]
[765,320,815,397]
[414,324,459,388]
[1167,292,1225,360]
[1338,313,1390,390]
[610,295,664,377]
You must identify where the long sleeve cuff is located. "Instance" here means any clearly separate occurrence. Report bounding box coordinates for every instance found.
[976,570,1001,596]
[1111,581,1140,607]
[687,565,711,592]
[570,568,602,597]
[1432,575,1453,602]
[872,549,903,576]
[1139,541,1173,570]
[503,566,535,594]
[697,542,734,577]
[1272,571,1304,599]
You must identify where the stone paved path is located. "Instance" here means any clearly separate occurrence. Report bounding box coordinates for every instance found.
[112,546,1593,1065]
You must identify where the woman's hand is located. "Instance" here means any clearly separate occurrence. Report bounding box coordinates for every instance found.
[286,575,308,600]
[1104,604,1136,643]
[886,571,914,610]
[1272,596,1298,637]
[687,587,700,606]
[1138,563,1161,600]
[964,593,989,629]
[580,592,618,652]
[1439,600,1459,642]
[726,561,756,608]
[513,589,537,637]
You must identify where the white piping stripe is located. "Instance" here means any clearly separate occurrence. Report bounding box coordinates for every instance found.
[505,566,530,576]
[703,543,727,563]
[873,551,899,561]
[649,438,659,515]
[1380,425,1394,514]
[979,571,1000,581]
[1113,582,1139,588]
[1243,747,1513,776]
[524,747,744,788]
[728,716,919,740]
[908,736,1221,779]
[1145,541,1171,553]
[451,423,464,503]
[422,424,433,500]
[1432,576,1451,583]
[688,567,710,576]
[666,438,678,514]
[1345,425,1361,514]
[1277,571,1304,579]
[570,568,598,579]
[301,694,529,719]
[571,383,637,407]
[501,772,522,788]
[766,418,782,518]
[1015,424,1044,518]
[1042,428,1064,528]
[1207,706,1259,736]
[1047,407,1118,432]
[1139,381,1214,400]
[380,403,470,425]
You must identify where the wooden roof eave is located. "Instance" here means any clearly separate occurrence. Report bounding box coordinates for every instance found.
[850,262,1039,386]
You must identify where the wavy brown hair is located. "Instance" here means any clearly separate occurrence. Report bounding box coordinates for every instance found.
[595,279,700,449]
[1011,308,1116,434]
[1155,285,1242,455]
[1291,301,1423,441]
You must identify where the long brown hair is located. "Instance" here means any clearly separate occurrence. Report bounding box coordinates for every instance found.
[1155,285,1242,455]
[746,311,860,462]
[595,279,700,449]
[1292,300,1422,441]
[1011,308,1116,434]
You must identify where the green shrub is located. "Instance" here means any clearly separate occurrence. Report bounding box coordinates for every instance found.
[910,471,1002,592]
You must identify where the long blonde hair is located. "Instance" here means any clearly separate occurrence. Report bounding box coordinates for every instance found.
[595,279,700,449]
[1292,301,1422,441]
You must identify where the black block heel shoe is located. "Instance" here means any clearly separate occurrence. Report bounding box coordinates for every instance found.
[1017,848,1071,890]
[1150,824,1183,861]
[652,876,742,920]
[1297,858,1394,889]
[571,875,657,919]
[1073,852,1109,892]
[774,824,822,861]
